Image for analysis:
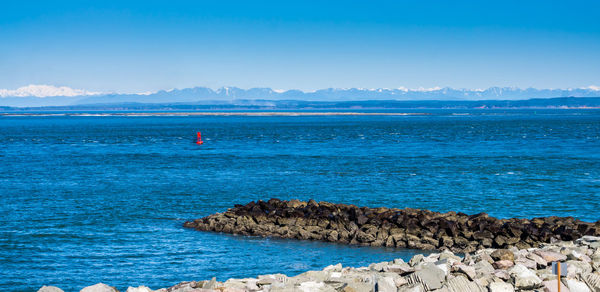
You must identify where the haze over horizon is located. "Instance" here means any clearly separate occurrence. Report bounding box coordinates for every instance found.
[1,0,599,94]
[2,84,600,108]
[2,84,600,99]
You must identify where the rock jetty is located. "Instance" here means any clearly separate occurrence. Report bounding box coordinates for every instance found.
[183,199,600,253]
[39,236,600,291]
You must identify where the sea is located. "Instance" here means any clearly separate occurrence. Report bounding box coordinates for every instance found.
[1,109,599,291]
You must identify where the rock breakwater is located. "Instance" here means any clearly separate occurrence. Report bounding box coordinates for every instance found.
[39,236,600,291]
[184,199,600,253]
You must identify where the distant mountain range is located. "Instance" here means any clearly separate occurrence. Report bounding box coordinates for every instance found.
[2,97,600,111]
[1,85,600,107]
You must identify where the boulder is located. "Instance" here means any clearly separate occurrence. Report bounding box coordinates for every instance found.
[491,249,515,262]
[405,263,446,290]
[509,264,542,290]
[492,269,511,281]
[326,230,339,242]
[423,253,441,263]
[565,248,589,261]
[298,281,332,292]
[37,286,64,292]
[451,264,476,280]
[476,252,494,264]
[527,252,548,268]
[515,257,537,269]
[384,263,413,274]
[492,260,514,270]
[566,260,593,278]
[222,288,245,292]
[202,277,219,289]
[564,278,591,292]
[80,283,118,292]
[443,275,485,292]
[535,250,568,263]
[167,281,206,292]
[323,263,342,272]
[541,279,570,292]
[576,236,600,245]
[343,278,376,292]
[125,287,151,292]
[398,284,425,292]
[243,279,260,291]
[488,281,515,292]
[472,260,494,277]
[375,275,396,292]
[409,254,424,267]
[463,253,474,265]
[369,262,388,272]
[581,272,600,292]
[222,279,250,291]
[435,260,449,276]
[438,251,461,262]
[294,270,328,283]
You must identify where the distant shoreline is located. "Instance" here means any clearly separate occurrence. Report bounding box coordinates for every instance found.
[2,96,600,111]
[0,112,429,117]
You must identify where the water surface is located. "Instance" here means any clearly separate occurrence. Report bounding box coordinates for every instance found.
[1,110,599,291]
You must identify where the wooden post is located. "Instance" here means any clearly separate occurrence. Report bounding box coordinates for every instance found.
[557,262,561,292]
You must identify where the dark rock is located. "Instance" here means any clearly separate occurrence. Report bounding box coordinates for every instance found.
[356,214,368,225]
[183,199,600,253]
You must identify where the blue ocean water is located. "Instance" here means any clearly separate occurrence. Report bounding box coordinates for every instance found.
[1,110,599,291]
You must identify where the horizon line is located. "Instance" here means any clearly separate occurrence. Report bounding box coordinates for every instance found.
[1,84,600,98]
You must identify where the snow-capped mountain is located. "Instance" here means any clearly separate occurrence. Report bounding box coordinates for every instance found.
[1,85,600,107]
[0,84,101,98]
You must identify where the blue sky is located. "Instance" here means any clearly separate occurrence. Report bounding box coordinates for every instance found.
[1,0,599,93]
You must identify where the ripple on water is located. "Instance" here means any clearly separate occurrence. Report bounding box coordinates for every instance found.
[0,110,599,291]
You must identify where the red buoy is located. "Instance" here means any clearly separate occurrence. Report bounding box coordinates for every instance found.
[196,131,204,145]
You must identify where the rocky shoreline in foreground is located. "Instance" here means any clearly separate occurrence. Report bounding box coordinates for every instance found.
[39,236,600,291]
[0,112,427,117]
[37,200,600,291]
[184,199,600,253]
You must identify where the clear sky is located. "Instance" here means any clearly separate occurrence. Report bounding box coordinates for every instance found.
[1,0,599,93]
